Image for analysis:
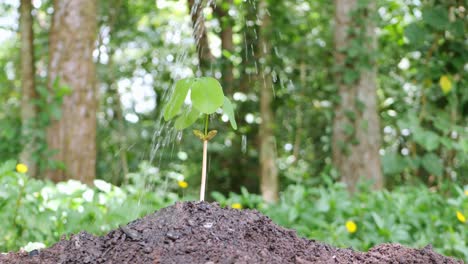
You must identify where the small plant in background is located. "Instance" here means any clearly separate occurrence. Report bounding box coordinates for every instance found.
[213,183,468,260]
[163,77,237,201]
[0,160,180,252]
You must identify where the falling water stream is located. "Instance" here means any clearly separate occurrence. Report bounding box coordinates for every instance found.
[141,0,289,203]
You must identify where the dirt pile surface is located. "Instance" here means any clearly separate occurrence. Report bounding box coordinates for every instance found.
[0,201,462,264]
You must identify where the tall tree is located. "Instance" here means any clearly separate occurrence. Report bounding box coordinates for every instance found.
[212,0,234,93]
[19,0,38,177]
[332,0,383,192]
[258,0,278,202]
[46,0,97,184]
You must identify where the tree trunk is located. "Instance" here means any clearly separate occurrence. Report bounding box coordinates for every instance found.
[258,0,278,203]
[332,0,383,192]
[19,0,38,177]
[46,0,97,184]
[293,62,306,162]
[188,0,214,71]
[212,0,234,93]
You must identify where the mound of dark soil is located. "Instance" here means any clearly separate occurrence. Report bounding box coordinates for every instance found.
[0,202,462,263]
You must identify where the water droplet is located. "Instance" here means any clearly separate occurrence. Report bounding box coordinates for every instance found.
[242,135,247,153]
[272,70,277,83]
[274,46,279,57]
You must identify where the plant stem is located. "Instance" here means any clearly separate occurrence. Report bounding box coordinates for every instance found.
[200,139,208,201]
[200,114,210,201]
[13,176,26,238]
[204,114,209,135]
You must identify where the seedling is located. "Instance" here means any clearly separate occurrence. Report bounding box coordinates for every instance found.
[163,77,237,201]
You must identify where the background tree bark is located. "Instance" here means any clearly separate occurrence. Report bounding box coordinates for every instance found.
[332,0,383,192]
[19,0,38,177]
[46,0,97,184]
[258,0,279,203]
[212,0,234,94]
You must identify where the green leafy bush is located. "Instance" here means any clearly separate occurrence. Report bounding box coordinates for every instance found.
[0,160,188,252]
[1,160,467,261]
[214,182,468,260]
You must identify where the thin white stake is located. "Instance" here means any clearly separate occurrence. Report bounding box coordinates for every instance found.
[200,140,208,201]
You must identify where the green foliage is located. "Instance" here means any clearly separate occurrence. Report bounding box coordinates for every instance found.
[0,160,188,252]
[163,79,192,121]
[174,108,200,130]
[0,37,21,160]
[189,77,224,114]
[214,183,468,260]
[379,1,467,186]
[222,97,237,130]
[1,160,467,261]
[164,77,237,130]
[0,3,466,260]
[0,0,464,191]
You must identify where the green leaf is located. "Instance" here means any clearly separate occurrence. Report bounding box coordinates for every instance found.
[406,156,420,170]
[343,123,355,136]
[190,77,224,114]
[205,130,218,141]
[397,112,419,132]
[422,6,449,30]
[36,86,49,99]
[222,97,237,130]
[316,196,330,212]
[413,128,440,151]
[164,78,193,121]
[49,104,62,120]
[371,212,385,229]
[174,107,200,130]
[439,137,454,149]
[421,153,443,177]
[343,70,359,84]
[404,23,428,47]
[193,129,205,140]
[432,112,451,133]
[382,152,407,175]
[450,20,464,38]
[344,110,356,121]
[0,160,17,175]
[55,84,72,98]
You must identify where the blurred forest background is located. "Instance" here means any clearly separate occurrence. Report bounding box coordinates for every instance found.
[0,0,467,260]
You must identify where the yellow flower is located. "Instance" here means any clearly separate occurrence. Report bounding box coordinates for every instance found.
[345,220,357,233]
[177,180,188,189]
[456,211,466,223]
[439,75,452,94]
[231,203,242,209]
[464,190,468,196]
[16,163,28,174]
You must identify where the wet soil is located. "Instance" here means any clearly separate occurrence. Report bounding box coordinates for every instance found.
[0,202,462,263]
